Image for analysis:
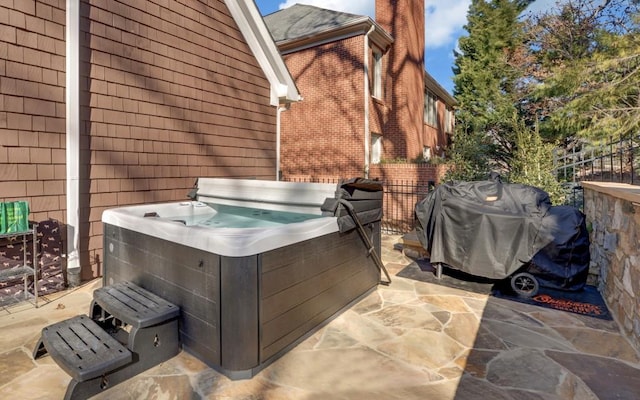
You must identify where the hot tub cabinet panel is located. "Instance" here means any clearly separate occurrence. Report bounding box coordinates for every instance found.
[259,224,380,362]
[103,224,222,366]
[103,222,381,379]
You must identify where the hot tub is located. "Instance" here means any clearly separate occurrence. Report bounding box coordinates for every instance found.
[102,178,382,379]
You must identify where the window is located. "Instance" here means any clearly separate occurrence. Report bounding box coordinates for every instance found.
[422,146,431,162]
[371,134,382,164]
[424,91,438,127]
[372,49,382,98]
[445,106,454,133]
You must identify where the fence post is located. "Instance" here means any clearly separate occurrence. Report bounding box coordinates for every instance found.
[632,135,635,185]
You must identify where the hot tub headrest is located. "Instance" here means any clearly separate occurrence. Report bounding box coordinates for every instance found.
[195,178,338,215]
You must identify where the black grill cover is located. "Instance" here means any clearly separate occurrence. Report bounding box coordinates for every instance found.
[414,178,589,290]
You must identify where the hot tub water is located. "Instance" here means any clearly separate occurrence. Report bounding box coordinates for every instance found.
[166,203,321,228]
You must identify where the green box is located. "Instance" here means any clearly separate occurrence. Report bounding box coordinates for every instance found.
[5,201,29,233]
[0,203,6,234]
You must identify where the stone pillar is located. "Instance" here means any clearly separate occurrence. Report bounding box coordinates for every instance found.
[583,182,640,352]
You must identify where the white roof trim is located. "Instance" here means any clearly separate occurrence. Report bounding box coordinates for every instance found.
[224,0,301,105]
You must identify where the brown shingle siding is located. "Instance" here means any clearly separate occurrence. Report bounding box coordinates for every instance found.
[29,194,60,212]
[7,113,32,130]
[3,0,279,280]
[18,164,38,180]
[0,181,26,197]
[37,164,54,180]
[16,29,38,48]
[9,9,27,29]
[26,180,44,196]
[0,164,19,180]
[29,147,52,163]
[18,130,39,147]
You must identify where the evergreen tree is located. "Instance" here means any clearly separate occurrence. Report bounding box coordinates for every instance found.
[521,0,640,142]
[450,0,533,178]
[508,117,565,204]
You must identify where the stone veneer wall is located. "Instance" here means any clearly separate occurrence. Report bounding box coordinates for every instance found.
[583,182,640,352]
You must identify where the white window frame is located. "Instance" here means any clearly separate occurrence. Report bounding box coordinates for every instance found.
[372,49,382,99]
[445,106,453,133]
[424,90,438,127]
[371,133,382,164]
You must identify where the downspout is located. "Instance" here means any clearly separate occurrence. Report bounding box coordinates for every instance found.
[276,103,288,181]
[66,0,81,286]
[363,24,375,179]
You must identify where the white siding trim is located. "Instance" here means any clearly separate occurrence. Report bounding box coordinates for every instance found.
[66,0,81,282]
[224,0,301,106]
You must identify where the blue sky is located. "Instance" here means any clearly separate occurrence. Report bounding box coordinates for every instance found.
[254,0,558,95]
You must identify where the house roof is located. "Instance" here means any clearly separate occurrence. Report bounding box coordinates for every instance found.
[264,4,393,54]
[224,0,301,105]
[265,4,364,42]
[263,3,455,107]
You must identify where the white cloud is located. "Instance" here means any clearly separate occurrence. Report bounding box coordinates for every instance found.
[277,1,470,50]
[425,0,470,49]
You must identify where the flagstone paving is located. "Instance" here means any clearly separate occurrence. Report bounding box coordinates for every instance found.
[1,235,639,399]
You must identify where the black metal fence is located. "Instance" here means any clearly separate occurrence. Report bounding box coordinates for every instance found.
[381,180,433,234]
[284,177,434,235]
[554,134,640,184]
[553,134,640,208]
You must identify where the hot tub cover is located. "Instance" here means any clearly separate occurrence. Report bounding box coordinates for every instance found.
[414,177,589,290]
[321,178,384,232]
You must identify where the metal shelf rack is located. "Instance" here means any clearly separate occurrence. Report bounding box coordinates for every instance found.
[0,223,39,307]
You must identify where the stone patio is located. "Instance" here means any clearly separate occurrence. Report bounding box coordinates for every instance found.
[1,235,639,399]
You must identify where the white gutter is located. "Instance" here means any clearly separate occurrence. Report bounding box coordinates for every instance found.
[66,0,81,285]
[276,104,289,180]
[363,24,375,179]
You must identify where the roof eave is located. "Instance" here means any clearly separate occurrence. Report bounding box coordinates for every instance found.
[224,0,301,105]
[277,17,393,55]
[424,71,457,107]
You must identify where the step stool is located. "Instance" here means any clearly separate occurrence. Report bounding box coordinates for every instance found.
[33,282,180,400]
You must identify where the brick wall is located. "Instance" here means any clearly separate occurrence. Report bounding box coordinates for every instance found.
[0,0,66,223]
[280,36,366,179]
[2,0,279,281]
[376,0,425,161]
[369,163,447,184]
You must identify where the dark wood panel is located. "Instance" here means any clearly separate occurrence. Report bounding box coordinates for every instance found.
[220,256,259,371]
[260,268,377,361]
[261,231,364,298]
[103,224,222,367]
[261,251,367,323]
[260,234,346,273]
[259,226,380,361]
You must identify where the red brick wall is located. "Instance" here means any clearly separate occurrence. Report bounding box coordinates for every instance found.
[376,0,425,161]
[279,36,366,179]
[369,163,447,184]
[2,0,279,280]
[0,0,66,222]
